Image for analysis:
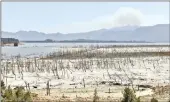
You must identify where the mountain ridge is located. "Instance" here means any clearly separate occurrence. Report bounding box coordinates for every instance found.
[2,24,169,42]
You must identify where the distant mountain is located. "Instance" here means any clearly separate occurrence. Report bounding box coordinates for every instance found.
[2,24,169,42]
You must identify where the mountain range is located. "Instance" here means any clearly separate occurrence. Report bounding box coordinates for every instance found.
[2,24,169,42]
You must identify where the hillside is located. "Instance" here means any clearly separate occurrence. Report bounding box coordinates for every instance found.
[2,24,169,42]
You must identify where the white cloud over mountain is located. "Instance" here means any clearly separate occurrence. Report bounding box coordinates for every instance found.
[43,7,168,34]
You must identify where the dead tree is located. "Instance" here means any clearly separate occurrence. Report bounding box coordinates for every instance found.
[83,78,86,88]
[54,60,60,79]
[46,80,50,96]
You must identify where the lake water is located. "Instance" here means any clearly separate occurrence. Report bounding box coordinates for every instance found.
[2,42,169,58]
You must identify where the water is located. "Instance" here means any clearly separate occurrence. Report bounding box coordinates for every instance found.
[2,42,169,58]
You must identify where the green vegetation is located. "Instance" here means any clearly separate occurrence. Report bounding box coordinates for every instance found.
[121,87,140,102]
[93,88,99,102]
[1,80,33,102]
[1,80,5,90]
[150,98,158,102]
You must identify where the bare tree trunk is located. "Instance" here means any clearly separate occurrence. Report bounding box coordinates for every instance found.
[46,80,50,96]
[55,60,60,79]
[83,78,86,88]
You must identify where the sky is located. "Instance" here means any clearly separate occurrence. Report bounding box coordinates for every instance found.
[2,2,169,34]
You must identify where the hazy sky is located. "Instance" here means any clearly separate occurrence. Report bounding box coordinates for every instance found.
[2,2,169,33]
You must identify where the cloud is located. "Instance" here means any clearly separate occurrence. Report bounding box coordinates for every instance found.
[90,7,144,29]
[43,7,168,33]
[112,7,144,27]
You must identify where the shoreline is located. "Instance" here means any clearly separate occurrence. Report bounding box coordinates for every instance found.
[1,42,24,47]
